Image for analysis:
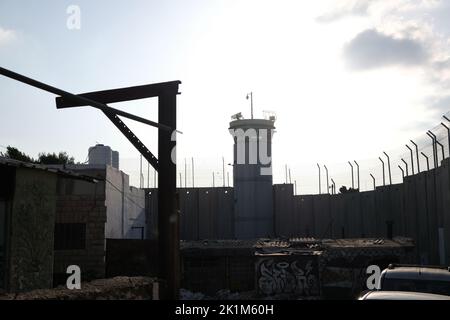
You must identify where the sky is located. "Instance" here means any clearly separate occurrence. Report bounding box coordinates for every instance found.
[1,0,450,192]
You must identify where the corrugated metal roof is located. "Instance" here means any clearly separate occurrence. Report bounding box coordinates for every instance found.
[0,156,99,183]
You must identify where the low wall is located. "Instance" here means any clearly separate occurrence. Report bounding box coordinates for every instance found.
[0,276,156,300]
[105,239,158,278]
[180,238,414,299]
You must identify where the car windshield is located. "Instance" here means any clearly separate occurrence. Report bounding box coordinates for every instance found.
[382,278,450,296]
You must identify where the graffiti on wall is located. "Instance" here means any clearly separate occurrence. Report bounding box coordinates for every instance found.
[256,257,320,296]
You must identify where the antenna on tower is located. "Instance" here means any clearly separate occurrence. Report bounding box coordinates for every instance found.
[231,112,243,120]
[246,92,253,119]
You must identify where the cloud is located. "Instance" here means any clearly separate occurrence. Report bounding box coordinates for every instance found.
[0,27,16,46]
[343,29,428,70]
[316,0,374,23]
[317,0,441,23]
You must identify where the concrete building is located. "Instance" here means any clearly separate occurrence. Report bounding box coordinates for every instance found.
[0,157,98,293]
[0,152,147,292]
[49,163,146,241]
[49,162,147,285]
[229,116,276,239]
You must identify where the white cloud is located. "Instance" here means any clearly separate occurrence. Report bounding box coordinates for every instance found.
[343,29,428,69]
[319,0,450,116]
[0,27,16,46]
[317,0,441,23]
[316,0,373,22]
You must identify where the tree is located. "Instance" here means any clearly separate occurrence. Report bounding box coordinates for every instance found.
[0,146,77,165]
[0,146,35,163]
[38,152,75,165]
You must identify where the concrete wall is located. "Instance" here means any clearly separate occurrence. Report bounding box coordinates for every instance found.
[54,176,107,283]
[124,186,146,239]
[105,166,146,239]
[8,168,57,292]
[145,159,450,265]
[147,187,234,241]
[272,158,450,265]
[48,164,146,240]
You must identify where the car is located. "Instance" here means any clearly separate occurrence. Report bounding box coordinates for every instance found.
[378,264,450,296]
[359,290,450,300]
